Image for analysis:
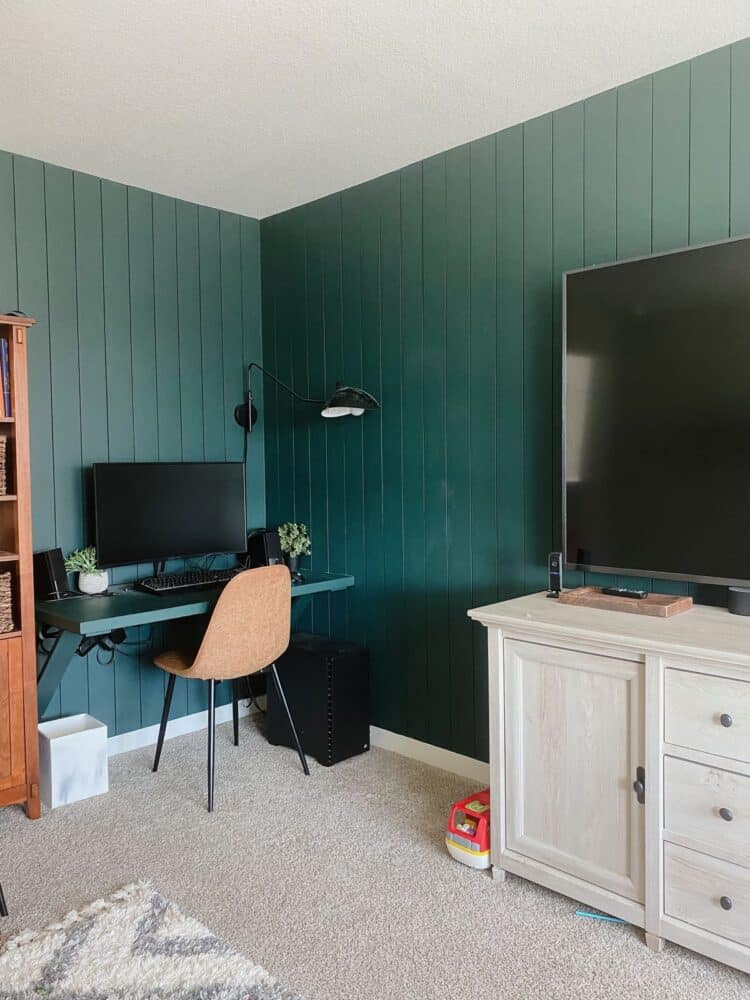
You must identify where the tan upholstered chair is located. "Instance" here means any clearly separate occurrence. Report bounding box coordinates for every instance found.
[151,565,309,811]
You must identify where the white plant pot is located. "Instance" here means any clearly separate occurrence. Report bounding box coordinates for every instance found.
[78,570,109,595]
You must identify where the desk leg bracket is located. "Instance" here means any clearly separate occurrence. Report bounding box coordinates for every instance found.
[36,630,87,716]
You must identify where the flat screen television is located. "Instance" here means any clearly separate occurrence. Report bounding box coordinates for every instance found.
[93,462,247,568]
[563,235,750,588]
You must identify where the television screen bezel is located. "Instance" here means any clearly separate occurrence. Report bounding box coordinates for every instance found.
[562,232,750,589]
[93,460,247,568]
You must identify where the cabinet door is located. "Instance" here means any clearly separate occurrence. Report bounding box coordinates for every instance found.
[505,639,644,901]
[0,636,26,791]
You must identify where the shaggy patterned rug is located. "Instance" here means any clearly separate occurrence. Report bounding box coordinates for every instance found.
[0,882,303,999]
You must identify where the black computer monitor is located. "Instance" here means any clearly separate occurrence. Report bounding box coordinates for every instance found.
[93,462,247,568]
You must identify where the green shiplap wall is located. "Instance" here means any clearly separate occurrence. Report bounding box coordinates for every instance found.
[0,151,264,736]
[261,39,750,761]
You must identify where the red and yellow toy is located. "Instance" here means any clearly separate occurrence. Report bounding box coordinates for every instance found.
[445,789,491,869]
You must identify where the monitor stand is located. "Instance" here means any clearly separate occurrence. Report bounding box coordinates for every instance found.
[153,559,167,576]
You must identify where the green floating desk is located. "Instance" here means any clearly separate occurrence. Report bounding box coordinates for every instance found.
[35,571,354,715]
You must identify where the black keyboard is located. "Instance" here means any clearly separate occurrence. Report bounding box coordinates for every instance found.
[137,567,241,596]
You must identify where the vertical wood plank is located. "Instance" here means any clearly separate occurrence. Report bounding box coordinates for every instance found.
[552,103,585,591]
[321,194,347,638]
[273,211,296,548]
[581,91,619,589]
[101,180,141,733]
[616,77,653,591]
[652,63,690,253]
[360,180,385,725]
[469,135,496,762]
[176,201,204,463]
[583,90,617,266]
[45,164,86,715]
[241,217,265,529]
[128,186,163,725]
[496,127,525,603]
[128,188,158,465]
[220,213,244,466]
[198,208,224,463]
[523,116,554,596]
[152,192,187,719]
[400,162,428,742]
[15,157,54,549]
[74,171,115,729]
[379,172,405,734]
[299,204,319,636]
[650,67,692,598]
[0,153,18,311]
[259,216,281,525]
[690,46,731,243]
[153,195,181,464]
[340,187,365,647]
[422,152,451,748]
[444,144,474,757]
[15,156,59,718]
[731,39,750,237]
[617,76,653,261]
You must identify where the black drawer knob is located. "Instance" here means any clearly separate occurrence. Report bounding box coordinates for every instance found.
[720,713,733,728]
[720,896,733,911]
[719,807,734,822]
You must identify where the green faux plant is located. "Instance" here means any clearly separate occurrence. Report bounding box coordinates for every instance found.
[64,546,99,574]
[277,522,311,558]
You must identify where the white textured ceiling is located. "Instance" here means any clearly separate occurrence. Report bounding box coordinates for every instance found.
[2,2,750,218]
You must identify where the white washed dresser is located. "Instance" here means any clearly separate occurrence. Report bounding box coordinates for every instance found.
[468,592,750,974]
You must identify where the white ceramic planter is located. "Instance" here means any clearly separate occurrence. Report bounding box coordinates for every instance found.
[78,570,109,594]
[38,714,109,808]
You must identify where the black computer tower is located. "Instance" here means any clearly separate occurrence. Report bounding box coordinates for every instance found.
[267,633,369,766]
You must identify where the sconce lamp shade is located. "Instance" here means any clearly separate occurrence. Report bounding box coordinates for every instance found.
[233,399,258,432]
[321,385,380,419]
[234,364,380,432]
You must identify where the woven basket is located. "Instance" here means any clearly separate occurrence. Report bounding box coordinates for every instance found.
[0,436,7,496]
[0,571,14,632]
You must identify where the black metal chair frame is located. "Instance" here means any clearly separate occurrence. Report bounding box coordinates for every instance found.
[0,882,8,917]
[152,663,309,812]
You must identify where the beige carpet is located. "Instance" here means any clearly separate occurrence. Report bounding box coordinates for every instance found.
[0,714,747,999]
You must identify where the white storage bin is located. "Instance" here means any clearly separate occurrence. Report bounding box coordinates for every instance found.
[38,714,109,808]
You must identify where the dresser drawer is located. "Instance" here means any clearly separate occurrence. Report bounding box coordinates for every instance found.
[665,756,750,865]
[665,669,750,763]
[665,843,750,947]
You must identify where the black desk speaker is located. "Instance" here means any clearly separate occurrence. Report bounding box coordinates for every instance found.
[245,529,283,568]
[267,633,369,766]
[34,548,70,600]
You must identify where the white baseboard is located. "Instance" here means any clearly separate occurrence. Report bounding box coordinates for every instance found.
[108,709,489,786]
[369,726,489,784]
[107,702,252,757]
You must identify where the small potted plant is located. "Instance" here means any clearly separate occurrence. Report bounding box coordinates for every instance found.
[277,522,311,579]
[64,546,109,595]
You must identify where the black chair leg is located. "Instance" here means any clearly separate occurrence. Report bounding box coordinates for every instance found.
[152,673,176,772]
[231,679,240,747]
[270,662,310,776]
[0,882,7,918]
[207,679,216,812]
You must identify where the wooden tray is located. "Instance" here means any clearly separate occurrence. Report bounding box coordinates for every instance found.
[557,586,693,618]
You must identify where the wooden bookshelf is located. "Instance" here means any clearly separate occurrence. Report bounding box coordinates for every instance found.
[0,315,39,819]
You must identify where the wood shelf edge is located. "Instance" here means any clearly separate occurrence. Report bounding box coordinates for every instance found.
[0,315,35,327]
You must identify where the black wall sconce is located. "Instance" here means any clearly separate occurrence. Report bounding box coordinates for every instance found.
[234,362,380,432]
